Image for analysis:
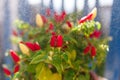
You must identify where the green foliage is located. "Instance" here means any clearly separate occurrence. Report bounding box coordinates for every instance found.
[8,10,109,80]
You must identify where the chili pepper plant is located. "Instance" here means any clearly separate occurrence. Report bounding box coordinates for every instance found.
[3,8,109,80]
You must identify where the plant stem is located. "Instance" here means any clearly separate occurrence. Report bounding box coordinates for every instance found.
[73,68,80,80]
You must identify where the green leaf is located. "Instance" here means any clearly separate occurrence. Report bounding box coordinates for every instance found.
[30,54,48,64]
[85,73,90,80]
[62,53,68,62]
[68,50,76,61]
[36,63,44,74]
[63,69,75,80]
[52,55,63,74]
[12,72,20,80]
[31,50,43,58]
[36,63,44,79]
[69,37,77,44]
[36,63,53,80]
[27,64,36,73]
[96,22,101,30]
[78,74,89,80]
[71,50,76,61]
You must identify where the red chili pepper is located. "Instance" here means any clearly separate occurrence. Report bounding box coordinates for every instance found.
[54,11,66,22]
[25,42,35,51]
[49,23,54,31]
[90,30,101,38]
[56,35,63,47]
[46,8,51,16]
[34,42,41,51]
[50,35,57,47]
[60,11,66,21]
[54,12,60,22]
[41,15,47,24]
[12,29,18,36]
[50,35,63,48]
[3,66,11,76]
[79,13,93,24]
[13,64,20,74]
[61,11,66,17]
[51,32,56,35]
[94,30,101,38]
[84,45,91,55]
[10,50,20,63]
[25,42,41,51]
[46,23,54,33]
[86,13,93,20]
[66,21,72,28]
[79,16,87,24]
[91,46,96,57]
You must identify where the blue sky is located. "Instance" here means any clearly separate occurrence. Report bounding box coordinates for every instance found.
[28,0,113,13]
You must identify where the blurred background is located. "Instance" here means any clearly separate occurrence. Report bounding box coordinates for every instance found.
[0,0,114,80]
